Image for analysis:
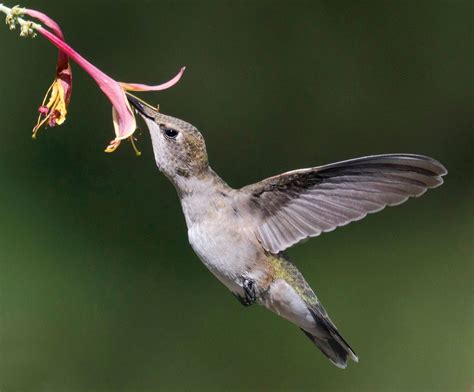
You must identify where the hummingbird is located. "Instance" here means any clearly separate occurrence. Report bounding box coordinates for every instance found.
[127,95,446,368]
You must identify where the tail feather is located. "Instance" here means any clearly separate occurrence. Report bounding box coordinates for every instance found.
[302,307,358,369]
[260,258,358,368]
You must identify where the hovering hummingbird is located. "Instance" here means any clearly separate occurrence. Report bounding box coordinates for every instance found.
[127,95,446,368]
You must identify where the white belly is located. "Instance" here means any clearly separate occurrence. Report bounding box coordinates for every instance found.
[187,220,256,295]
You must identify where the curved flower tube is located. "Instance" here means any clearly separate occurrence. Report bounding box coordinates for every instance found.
[36,25,185,152]
[0,4,185,153]
[24,9,72,137]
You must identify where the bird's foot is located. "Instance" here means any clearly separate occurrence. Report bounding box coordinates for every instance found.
[243,279,257,304]
[233,278,257,307]
[234,293,252,307]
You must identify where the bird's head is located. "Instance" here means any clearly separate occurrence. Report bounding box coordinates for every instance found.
[128,94,208,180]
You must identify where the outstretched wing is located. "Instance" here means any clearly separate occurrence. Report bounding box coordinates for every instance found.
[239,154,446,254]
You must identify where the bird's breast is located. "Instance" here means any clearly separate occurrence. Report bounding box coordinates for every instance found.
[187,218,260,293]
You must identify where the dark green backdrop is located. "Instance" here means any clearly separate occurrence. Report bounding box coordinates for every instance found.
[0,1,472,391]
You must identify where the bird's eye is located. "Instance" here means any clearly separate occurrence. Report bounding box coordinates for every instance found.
[163,127,179,139]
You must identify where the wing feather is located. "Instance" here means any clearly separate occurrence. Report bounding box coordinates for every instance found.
[239,154,446,253]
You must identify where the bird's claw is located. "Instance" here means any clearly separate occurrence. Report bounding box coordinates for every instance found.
[243,279,257,304]
[233,278,257,307]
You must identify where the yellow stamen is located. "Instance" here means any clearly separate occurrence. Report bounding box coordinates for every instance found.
[32,79,55,138]
[46,81,67,125]
[32,79,68,138]
[129,135,141,156]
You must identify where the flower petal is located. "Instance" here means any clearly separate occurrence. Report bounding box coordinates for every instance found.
[24,9,71,99]
[24,9,65,39]
[35,25,137,141]
[105,91,137,153]
[28,16,184,150]
[119,66,186,91]
[25,8,72,138]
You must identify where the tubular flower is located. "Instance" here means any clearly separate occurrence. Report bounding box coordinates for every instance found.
[36,25,185,153]
[0,4,185,153]
[23,9,72,138]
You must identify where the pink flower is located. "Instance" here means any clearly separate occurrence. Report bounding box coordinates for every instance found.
[23,9,72,137]
[5,6,185,153]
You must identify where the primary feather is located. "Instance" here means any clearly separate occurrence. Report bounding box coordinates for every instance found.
[239,154,446,253]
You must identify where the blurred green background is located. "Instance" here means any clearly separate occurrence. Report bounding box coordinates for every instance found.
[0,1,472,391]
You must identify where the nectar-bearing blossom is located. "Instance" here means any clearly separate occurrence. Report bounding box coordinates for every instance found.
[23,8,73,137]
[36,25,185,153]
[0,4,185,153]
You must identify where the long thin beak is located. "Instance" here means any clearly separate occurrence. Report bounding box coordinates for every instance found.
[126,92,160,120]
